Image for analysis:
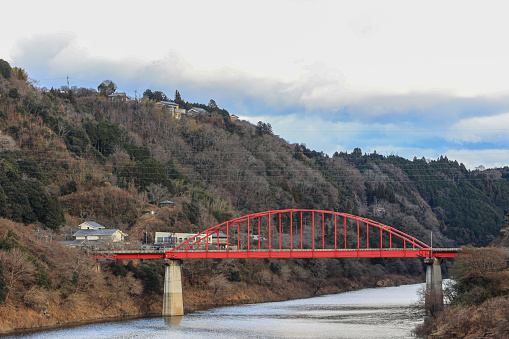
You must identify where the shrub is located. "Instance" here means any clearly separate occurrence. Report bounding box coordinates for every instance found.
[450,246,508,306]
[8,88,19,99]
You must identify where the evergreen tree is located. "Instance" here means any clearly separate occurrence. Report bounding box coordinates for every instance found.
[174,90,183,105]
[44,194,65,229]
[143,89,154,100]
[97,80,117,96]
[0,261,7,304]
[208,99,218,111]
[0,59,11,79]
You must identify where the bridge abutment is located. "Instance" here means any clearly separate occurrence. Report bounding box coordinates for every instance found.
[162,259,184,317]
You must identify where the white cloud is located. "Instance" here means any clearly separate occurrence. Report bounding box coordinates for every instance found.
[2,0,509,169]
[443,149,509,170]
[449,112,509,144]
[4,1,509,100]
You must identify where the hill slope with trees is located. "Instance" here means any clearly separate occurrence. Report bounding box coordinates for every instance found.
[0,58,508,332]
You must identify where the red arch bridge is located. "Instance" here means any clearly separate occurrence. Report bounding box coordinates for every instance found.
[93,209,460,316]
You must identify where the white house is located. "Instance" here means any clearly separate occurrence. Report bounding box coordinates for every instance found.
[67,221,128,245]
[79,221,105,230]
[73,228,127,243]
[155,231,228,249]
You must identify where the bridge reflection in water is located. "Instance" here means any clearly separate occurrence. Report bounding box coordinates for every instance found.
[93,209,460,316]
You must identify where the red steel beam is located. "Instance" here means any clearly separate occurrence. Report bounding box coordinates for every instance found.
[94,210,461,262]
[94,249,459,261]
[161,249,458,260]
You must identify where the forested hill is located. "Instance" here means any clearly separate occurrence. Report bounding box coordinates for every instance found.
[0,59,508,248]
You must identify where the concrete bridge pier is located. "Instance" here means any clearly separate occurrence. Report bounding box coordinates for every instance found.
[424,257,443,310]
[425,257,443,294]
[162,259,184,317]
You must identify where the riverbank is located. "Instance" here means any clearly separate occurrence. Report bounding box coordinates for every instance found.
[0,273,421,335]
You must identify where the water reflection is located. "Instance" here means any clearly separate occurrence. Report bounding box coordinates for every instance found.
[163,315,183,326]
[7,283,425,339]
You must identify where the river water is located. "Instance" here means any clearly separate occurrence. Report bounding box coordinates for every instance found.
[8,283,426,339]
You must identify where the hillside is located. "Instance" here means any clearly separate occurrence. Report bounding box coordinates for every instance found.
[0,59,508,332]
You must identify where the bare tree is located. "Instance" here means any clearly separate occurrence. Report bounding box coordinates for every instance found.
[452,246,506,281]
[146,183,170,205]
[207,274,230,295]
[56,119,69,138]
[0,248,34,299]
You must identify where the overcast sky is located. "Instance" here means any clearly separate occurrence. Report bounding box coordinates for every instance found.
[2,0,509,169]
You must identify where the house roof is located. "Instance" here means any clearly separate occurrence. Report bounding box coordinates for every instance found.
[159,200,174,204]
[80,221,105,229]
[189,107,207,113]
[157,101,179,106]
[73,229,123,236]
[215,231,228,238]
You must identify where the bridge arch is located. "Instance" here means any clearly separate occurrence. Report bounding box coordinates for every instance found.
[164,209,454,259]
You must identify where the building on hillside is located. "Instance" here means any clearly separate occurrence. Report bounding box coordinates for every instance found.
[61,221,128,249]
[230,114,239,121]
[155,101,184,119]
[154,231,228,249]
[73,228,127,243]
[108,93,130,102]
[187,107,208,117]
[159,200,175,208]
[79,221,106,230]
[155,100,179,109]
[174,108,186,120]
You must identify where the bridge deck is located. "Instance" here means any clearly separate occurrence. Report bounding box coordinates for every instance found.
[93,247,460,260]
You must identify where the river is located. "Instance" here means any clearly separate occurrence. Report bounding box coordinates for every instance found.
[7,282,426,339]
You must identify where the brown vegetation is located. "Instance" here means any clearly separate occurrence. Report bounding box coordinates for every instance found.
[423,297,509,338]
[416,246,509,338]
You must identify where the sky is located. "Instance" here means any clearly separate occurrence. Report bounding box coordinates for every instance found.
[1,0,509,169]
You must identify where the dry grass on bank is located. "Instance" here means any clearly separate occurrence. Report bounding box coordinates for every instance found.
[417,297,509,338]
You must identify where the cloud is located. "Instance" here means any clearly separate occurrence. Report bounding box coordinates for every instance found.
[443,149,509,169]
[449,112,509,144]
[8,29,509,170]
[12,32,77,72]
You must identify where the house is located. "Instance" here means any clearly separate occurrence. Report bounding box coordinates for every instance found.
[210,231,228,249]
[155,101,183,119]
[79,221,105,230]
[61,221,128,248]
[230,114,239,121]
[174,108,186,120]
[108,93,130,102]
[187,107,208,117]
[155,100,179,108]
[73,228,127,243]
[159,200,175,208]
